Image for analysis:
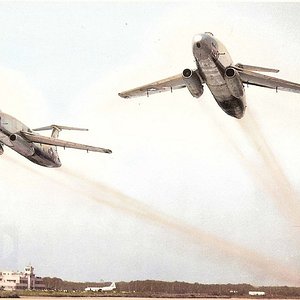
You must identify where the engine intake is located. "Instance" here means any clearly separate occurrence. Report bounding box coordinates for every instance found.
[9,134,35,157]
[182,69,204,98]
[224,67,244,98]
[225,68,236,78]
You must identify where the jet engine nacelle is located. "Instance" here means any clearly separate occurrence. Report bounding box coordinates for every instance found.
[182,68,204,98]
[224,67,245,98]
[9,134,35,157]
[0,144,4,155]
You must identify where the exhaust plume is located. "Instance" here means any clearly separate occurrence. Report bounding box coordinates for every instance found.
[4,154,300,285]
[58,166,300,285]
[238,112,300,223]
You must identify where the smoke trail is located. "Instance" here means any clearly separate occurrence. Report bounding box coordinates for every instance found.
[237,111,300,224]
[59,166,300,285]
[207,103,300,225]
[4,155,300,285]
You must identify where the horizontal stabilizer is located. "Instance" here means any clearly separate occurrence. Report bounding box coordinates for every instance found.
[33,125,88,131]
[235,63,279,73]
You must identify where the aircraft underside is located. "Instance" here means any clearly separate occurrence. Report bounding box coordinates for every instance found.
[213,95,246,119]
[0,112,112,167]
[199,60,246,119]
[206,83,246,119]
[26,145,61,168]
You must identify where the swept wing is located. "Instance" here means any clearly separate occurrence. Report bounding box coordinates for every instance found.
[118,73,186,99]
[234,66,300,94]
[119,61,300,98]
[21,131,112,154]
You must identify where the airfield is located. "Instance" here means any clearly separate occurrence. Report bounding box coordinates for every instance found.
[0,1,300,289]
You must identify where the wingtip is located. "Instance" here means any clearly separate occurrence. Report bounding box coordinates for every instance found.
[118,92,130,99]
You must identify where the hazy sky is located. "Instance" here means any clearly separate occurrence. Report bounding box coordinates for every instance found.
[1,1,300,286]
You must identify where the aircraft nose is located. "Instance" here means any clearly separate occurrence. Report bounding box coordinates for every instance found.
[192,33,210,58]
[192,34,204,49]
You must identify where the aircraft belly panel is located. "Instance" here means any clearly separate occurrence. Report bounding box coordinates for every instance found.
[214,96,246,119]
[199,57,246,118]
[207,83,232,100]
[198,52,244,118]
[26,145,61,168]
[198,57,228,95]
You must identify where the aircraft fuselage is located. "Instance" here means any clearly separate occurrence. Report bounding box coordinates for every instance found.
[0,112,61,167]
[193,33,246,118]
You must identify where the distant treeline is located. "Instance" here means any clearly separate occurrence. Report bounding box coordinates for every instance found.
[117,281,253,296]
[43,277,111,291]
[43,278,300,297]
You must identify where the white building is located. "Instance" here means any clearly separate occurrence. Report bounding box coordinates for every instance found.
[249,291,266,296]
[0,265,45,291]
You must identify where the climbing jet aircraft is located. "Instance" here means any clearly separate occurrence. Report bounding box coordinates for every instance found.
[0,111,112,167]
[119,32,300,118]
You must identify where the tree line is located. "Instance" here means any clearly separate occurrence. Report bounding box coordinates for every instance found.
[43,278,300,297]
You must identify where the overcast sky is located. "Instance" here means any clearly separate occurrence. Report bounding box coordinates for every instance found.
[0,1,300,286]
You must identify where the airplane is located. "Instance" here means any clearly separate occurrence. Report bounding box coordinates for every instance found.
[85,282,116,292]
[119,32,300,119]
[0,111,112,168]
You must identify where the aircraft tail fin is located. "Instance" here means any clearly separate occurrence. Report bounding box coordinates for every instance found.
[235,63,279,73]
[33,125,88,138]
